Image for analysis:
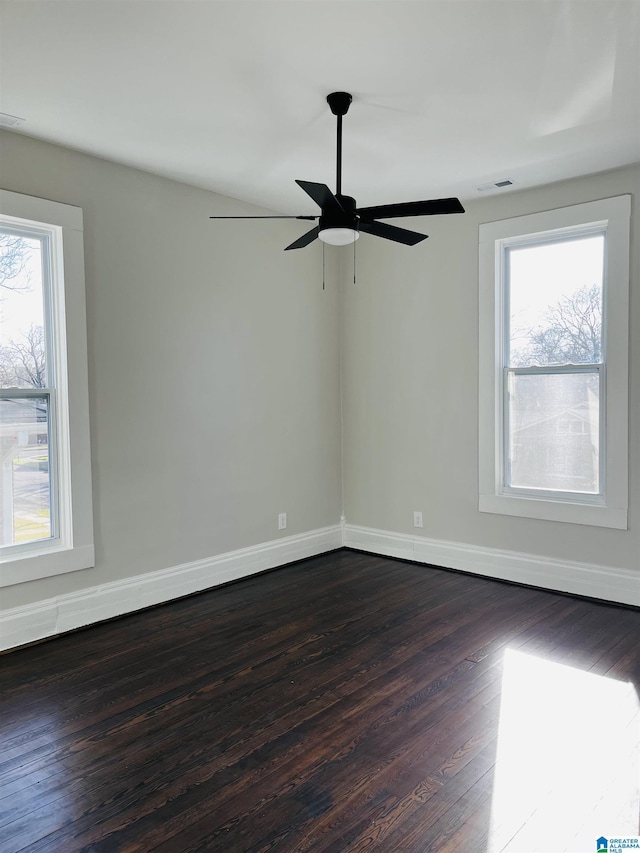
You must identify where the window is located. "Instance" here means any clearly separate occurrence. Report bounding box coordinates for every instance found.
[479,196,630,529]
[0,191,93,585]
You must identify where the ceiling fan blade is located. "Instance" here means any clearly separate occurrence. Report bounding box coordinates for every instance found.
[296,180,344,216]
[356,198,464,220]
[209,215,317,220]
[358,220,428,246]
[284,225,321,251]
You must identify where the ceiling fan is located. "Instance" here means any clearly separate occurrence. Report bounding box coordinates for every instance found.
[210,92,465,250]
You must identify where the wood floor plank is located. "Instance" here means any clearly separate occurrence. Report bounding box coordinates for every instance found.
[82,592,531,850]
[0,564,496,784]
[1,550,638,852]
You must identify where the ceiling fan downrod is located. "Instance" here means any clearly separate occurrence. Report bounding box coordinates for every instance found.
[326,92,352,197]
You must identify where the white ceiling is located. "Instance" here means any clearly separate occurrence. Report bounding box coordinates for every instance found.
[1,1,639,215]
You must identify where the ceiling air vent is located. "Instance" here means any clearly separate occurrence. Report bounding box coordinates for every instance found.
[0,112,26,129]
[477,179,514,193]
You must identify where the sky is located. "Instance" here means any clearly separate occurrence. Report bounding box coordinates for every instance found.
[0,235,45,345]
[508,232,604,362]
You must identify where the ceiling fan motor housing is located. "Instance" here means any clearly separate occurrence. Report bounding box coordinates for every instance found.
[320,194,358,232]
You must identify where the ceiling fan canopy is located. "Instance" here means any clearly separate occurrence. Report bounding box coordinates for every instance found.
[210,91,465,249]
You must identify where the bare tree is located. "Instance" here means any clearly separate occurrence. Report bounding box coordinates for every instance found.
[0,325,46,388]
[511,284,602,366]
[0,233,32,292]
[0,346,16,387]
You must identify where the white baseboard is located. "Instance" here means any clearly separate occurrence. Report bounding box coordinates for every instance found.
[3,521,637,652]
[343,524,640,608]
[0,524,342,651]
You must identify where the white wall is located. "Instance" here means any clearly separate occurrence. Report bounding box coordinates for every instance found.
[341,164,640,584]
[0,131,342,612]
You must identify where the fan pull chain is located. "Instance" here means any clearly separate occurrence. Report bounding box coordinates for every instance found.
[353,237,356,284]
[322,241,325,290]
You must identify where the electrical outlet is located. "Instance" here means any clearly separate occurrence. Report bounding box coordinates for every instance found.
[413,511,423,528]
[278,513,287,530]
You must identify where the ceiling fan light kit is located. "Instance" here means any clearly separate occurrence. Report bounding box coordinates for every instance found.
[319,227,360,246]
[210,91,465,250]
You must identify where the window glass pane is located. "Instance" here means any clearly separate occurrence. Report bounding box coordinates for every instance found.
[0,231,48,389]
[507,371,599,494]
[507,235,604,367]
[0,396,52,546]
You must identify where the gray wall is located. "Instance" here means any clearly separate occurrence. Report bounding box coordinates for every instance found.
[1,131,342,609]
[341,163,639,572]
[2,129,638,616]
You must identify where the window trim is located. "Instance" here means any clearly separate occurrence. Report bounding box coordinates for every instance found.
[0,190,94,585]
[479,195,630,529]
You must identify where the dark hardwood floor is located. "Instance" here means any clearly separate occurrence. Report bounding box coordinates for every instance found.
[1,549,639,852]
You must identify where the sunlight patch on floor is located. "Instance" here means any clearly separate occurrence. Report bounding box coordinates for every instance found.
[487,649,639,853]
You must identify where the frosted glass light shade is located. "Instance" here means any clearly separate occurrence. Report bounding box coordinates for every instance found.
[318,228,359,246]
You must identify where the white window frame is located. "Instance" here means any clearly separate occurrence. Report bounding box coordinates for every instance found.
[479,195,630,529]
[0,190,94,585]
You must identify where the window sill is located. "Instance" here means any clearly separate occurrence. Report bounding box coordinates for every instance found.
[0,543,95,587]
[479,493,627,529]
